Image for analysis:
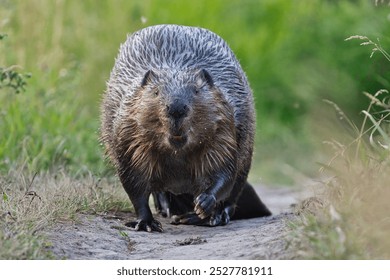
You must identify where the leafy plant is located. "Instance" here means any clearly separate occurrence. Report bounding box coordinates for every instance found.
[0,34,31,94]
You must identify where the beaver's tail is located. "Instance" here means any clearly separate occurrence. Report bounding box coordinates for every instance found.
[232,182,272,220]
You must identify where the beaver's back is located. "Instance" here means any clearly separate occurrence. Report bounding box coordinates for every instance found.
[109,25,253,115]
[103,24,255,177]
[114,25,244,80]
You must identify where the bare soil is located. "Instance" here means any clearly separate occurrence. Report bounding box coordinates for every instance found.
[46,186,309,260]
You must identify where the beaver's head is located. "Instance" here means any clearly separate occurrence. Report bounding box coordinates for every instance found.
[133,68,224,153]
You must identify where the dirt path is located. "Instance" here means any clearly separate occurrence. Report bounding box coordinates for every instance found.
[46,186,309,259]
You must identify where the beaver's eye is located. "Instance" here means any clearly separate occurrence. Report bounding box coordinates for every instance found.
[153,89,159,97]
[195,88,200,94]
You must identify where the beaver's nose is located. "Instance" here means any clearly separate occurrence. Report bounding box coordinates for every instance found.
[167,101,188,120]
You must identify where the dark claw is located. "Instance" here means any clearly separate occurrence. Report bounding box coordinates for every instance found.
[209,213,221,226]
[209,205,231,226]
[221,210,230,225]
[194,193,216,219]
[125,219,164,232]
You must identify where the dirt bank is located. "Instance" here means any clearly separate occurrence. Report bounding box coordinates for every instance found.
[46,186,310,259]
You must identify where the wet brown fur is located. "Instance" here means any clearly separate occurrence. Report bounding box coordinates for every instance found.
[100,25,271,231]
[102,71,237,198]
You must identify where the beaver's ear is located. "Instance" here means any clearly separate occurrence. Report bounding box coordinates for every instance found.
[141,70,158,87]
[195,69,214,88]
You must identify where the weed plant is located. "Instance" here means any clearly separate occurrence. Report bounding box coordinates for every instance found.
[292,36,390,259]
[0,169,131,259]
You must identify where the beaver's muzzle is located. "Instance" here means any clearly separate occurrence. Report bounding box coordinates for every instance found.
[168,134,188,149]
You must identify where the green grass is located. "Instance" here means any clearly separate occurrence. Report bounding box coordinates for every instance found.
[1,0,390,259]
[1,0,390,184]
[290,38,390,259]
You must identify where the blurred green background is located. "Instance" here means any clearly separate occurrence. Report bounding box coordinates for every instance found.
[1,0,389,185]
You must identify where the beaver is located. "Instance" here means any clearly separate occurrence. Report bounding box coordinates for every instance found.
[100,24,271,232]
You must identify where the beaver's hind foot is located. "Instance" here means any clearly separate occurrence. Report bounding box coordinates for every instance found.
[171,206,231,227]
[125,219,163,232]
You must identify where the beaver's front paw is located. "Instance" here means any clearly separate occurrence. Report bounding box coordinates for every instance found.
[194,193,216,219]
[125,219,163,232]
